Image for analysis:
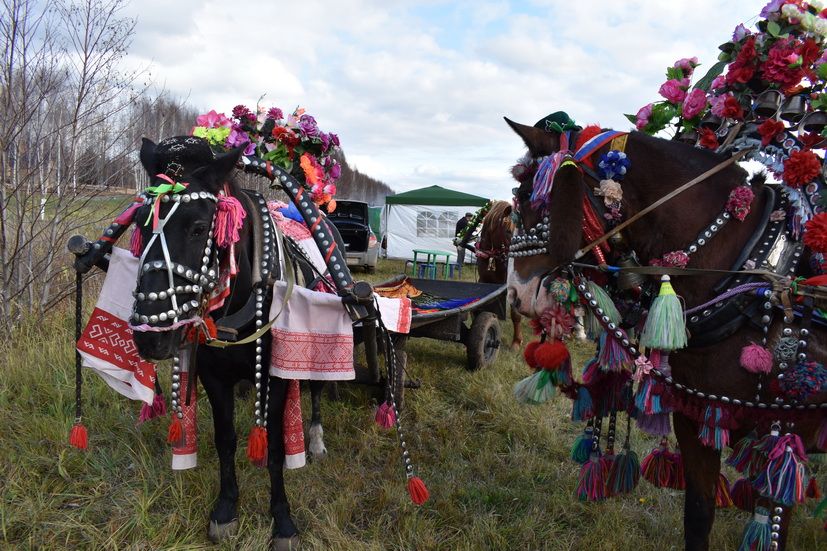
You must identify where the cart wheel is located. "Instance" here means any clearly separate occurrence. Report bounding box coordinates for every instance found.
[466,312,501,371]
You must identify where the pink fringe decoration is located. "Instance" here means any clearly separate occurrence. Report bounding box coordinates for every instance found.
[740,343,773,374]
[138,393,167,424]
[215,195,246,248]
[115,201,142,225]
[375,402,396,429]
[129,227,143,257]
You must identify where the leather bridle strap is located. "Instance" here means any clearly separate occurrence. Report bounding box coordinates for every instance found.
[573,147,754,261]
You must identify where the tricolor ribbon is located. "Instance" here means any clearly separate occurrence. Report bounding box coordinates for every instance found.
[144,174,188,228]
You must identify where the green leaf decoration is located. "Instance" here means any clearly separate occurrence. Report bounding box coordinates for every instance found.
[666,66,684,81]
[767,20,781,37]
[624,113,638,126]
[818,63,827,81]
[693,60,728,92]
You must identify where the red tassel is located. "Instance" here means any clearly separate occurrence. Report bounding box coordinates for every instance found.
[807,477,822,500]
[247,425,268,464]
[533,340,570,370]
[523,341,542,369]
[670,449,686,490]
[167,417,183,445]
[407,476,429,505]
[215,195,247,248]
[69,422,88,450]
[731,477,756,512]
[715,473,734,508]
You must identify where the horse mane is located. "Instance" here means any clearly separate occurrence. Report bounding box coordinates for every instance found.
[480,200,514,248]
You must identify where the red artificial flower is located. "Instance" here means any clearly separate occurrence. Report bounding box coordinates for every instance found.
[804,212,827,253]
[783,149,822,188]
[757,119,786,146]
[800,132,825,150]
[725,36,758,86]
[799,38,821,80]
[721,95,744,119]
[699,127,719,149]
[725,185,755,221]
[762,38,805,89]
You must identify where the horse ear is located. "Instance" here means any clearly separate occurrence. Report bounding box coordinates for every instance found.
[193,147,244,193]
[139,138,158,176]
[504,117,560,157]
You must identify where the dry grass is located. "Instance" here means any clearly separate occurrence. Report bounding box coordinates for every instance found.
[0,259,824,550]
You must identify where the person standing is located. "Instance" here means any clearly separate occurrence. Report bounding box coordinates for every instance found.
[455,212,473,265]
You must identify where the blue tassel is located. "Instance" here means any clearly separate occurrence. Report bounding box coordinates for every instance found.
[738,507,771,551]
[570,427,594,465]
[571,386,594,422]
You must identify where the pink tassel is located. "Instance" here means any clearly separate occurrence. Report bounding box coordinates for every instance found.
[215,195,246,248]
[752,433,808,506]
[138,393,167,424]
[740,343,773,374]
[375,402,396,429]
[129,227,143,257]
[817,418,827,451]
[115,201,142,225]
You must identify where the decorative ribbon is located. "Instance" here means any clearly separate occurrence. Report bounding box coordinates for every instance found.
[144,174,189,228]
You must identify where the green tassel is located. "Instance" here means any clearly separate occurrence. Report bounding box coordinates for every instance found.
[640,275,687,351]
[585,281,621,339]
[513,370,555,405]
[570,427,594,464]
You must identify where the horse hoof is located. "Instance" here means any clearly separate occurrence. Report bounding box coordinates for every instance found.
[271,535,301,551]
[208,518,239,543]
[510,340,522,351]
[309,446,328,461]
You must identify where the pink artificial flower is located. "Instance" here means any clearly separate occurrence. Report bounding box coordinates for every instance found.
[674,57,699,77]
[323,184,337,195]
[196,109,232,129]
[710,75,726,91]
[710,94,730,117]
[635,103,654,130]
[659,79,688,104]
[682,88,708,120]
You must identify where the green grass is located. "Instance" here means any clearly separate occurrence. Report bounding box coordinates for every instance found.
[0,259,824,550]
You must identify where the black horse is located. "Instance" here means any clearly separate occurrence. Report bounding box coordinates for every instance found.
[75,136,337,549]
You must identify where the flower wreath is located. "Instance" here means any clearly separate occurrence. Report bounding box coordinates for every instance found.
[192,104,341,211]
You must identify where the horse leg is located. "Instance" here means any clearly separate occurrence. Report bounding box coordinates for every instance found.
[267,376,300,549]
[510,306,523,350]
[200,364,240,542]
[572,305,587,341]
[674,412,720,551]
[308,380,327,460]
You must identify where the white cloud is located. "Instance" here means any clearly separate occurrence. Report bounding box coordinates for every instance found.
[120,0,769,200]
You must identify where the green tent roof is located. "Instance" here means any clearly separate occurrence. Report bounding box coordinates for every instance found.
[385,185,488,207]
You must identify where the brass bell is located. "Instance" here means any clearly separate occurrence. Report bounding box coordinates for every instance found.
[677,129,699,144]
[699,112,722,130]
[780,94,808,123]
[616,253,646,291]
[752,90,782,119]
[800,110,827,134]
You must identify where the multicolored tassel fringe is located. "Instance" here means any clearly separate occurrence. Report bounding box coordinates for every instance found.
[570,425,594,464]
[606,446,640,496]
[576,452,608,502]
[727,432,758,474]
[698,405,730,450]
[571,385,594,422]
[738,507,771,551]
[584,281,621,339]
[752,433,807,506]
[715,473,734,508]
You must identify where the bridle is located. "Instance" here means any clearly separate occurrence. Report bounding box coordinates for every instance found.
[130,176,220,330]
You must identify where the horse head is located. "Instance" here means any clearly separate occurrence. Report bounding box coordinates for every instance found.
[131,136,243,361]
[504,116,585,318]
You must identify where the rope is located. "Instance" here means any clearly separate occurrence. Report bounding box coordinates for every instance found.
[684,282,767,315]
[74,271,83,421]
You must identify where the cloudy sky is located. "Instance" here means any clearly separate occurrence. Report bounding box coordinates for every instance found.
[123,0,769,200]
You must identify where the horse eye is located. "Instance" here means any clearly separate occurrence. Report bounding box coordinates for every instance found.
[191,223,208,237]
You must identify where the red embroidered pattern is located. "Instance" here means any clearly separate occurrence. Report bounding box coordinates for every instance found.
[78,307,155,388]
[284,380,305,457]
[271,328,353,374]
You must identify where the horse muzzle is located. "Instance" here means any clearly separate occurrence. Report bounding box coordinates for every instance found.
[507,269,557,319]
[133,328,184,362]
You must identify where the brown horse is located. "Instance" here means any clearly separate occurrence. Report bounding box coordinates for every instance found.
[504,118,826,550]
[475,200,524,349]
